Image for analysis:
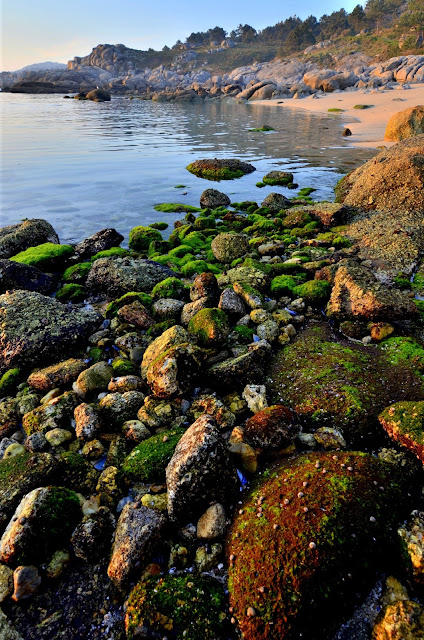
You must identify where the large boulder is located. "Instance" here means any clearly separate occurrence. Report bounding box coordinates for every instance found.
[207,340,271,389]
[199,189,230,209]
[0,259,55,295]
[384,105,424,142]
[0,219,59,259]
[379,401,424,464]
[327,262,417,321]
[140,325,189,378]
[86,257,175,297]
[0,291,100,374]
[107,503,166,587]
[74,228,124,260]
[211,233,249,263]
[86,88,111,102]
[166,414,239,523]
[227,452,409,640]
[186,158,256,181]
[146,343,204,399]
[336,136,424,212]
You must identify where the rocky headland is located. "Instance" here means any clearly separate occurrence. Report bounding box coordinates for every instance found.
[2,42,424,102]
[1,136,424,640]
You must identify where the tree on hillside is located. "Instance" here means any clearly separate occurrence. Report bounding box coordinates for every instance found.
[230,24,257,42]
[207,26,227,43]
[399,0,424,37]
[349,4,368,32]
[365,0,388,33]
[319,9,350,39]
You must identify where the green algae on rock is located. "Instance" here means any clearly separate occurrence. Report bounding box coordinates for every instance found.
[267,323,424,444]
[154,203,202,213]
[188,308,229,347]
[151,277,187,299]
[187,158,256,181]
[128,226,162,252]
[379,401,424,464]
[0,219,59,260]
[55,283,86,302]
[10,242,74,271]
[63,261,92,283]
[262,171,294,186]
[122,426,186,483]
[125,574,230,640]
[227,451,409,640]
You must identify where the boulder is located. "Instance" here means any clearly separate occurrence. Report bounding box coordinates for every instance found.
[379,401,424,464]
[384,105,424,142]
[398,510,424,586]
[199,189,230,209]
[166,414,239,523]
[86,88,111,102]
[0,219,59,259]
[107,503,166,587]
[146,343,203,399]
[373,599,424,640]
[0,290,100,374]
[86,257,175,297]
[190,272,219,302]
[207,340,271,389]
[336,135,424,212]
[73,362,114,398]
[140,325,189,378]
[0,259,55,295]
[327,262,417,321]
[227,452,409,640]
[211,233,249,263]
[74,228,124,260]
[71,507,115,561]
[22,390,78,435]
[261,193,291,212]
[188,308,229,347]
[249,83,277,100]
[244,405,299,450]
[27,358,87,392]
[186,158,256,181]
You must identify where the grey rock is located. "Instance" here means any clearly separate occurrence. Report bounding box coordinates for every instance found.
[0,219,59,259]
[75,228,124,260]
[86,257,175,297]
[0,259,55,295]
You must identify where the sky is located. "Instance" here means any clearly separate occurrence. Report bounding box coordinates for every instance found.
[1,0,363,71]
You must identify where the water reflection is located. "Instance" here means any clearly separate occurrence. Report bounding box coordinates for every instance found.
[0,94,375,244]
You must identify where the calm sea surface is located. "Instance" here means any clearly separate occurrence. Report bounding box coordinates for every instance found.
[0,94,375,244]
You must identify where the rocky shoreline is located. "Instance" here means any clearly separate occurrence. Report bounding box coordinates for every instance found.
[1,43,424,102]
[1,137,424,640]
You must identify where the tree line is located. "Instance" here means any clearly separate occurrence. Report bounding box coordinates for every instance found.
[175,0,423,53]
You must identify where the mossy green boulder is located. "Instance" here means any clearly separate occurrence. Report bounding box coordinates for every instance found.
[293,280,331,306]
[187,158,256,181]
[151,277,187,300]
[0,486,81,565]
[10,242,74,271]
[63,262,92,283]
[122,427,186,483]
[267,323,424,444]
[188,308,229,347]
[154,203,202,213]
[262,170,294,186]
[270,274,302,297]
[105,291,153,318]
[125,574,230,640]
[128,226,162,252]
[55,283,86,302]
[0,368,21,396]
[227,451,408,640]
[211,232,249,263]
[379,401,424,464]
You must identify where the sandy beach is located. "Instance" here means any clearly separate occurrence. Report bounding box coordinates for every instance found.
[252,85,424,148]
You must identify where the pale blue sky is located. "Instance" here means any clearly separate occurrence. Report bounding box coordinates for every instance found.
[2,0,363,71]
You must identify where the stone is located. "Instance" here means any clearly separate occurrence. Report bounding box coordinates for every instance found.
[188,307,229,347]
[0,291,100,374]
[0,563,13,602]
[86,257,175,297]
[99,390,144,425]
[107,503,166,587]
[200,188,230,209]
[373,599,424,640]
[86,88,111,101]
[146,343,203,399]
[152,298,184,321]
[220,266,270,291]
[0,610,23,640]
[140,493,168,512]
[0,219,59,259]
[398,510,424,586]
[96,466,122,508]
[197,503,226,540]
[12,565,41,601]
[261,193,290,213]
[108,375,144,393]
[384,105,424,141]
[22,390,78,435]
[336,135,424,212]
[379,401,424,464]
[211,233,249,263]
[73,361,114,398]
[219,288,247,317]
[207,340,271,389]
[166,414,239,523]
[81,439,104,460]
[27,358,87,392]
[181,297,211,325]
[117,301,154,328]
[233,282,263,309]
[189,394,236,430]
[140,325,188,379]
[314,427,346,450]
[45,549,71,580]
[74,228,124,260]
[327,262,417,321]
[190,272,219,303]
[0,486,81,566]
[244,405,299,450]
[263,171,294,186]
[243,384,268,413]
[227,452,409,640]
[74,403,102,440]
[294,203,351,228]
[187,158,256,180]
[71,506,115,561]
[44,428,72,447]
[256,320,279,342]
[0,259,55,295]
[123,419,151,443]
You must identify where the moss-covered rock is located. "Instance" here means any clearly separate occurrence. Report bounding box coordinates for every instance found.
[154,203,202,213]
[211,233,249,263]
[90,247,130,262]
[59,451,98,494]
[55,283,86,302]
[141,325,189,378]
[0,486,81,565]
[188,308,229,347]
[379,401,424,464]
[151,277,187,299]
[270,275,302,297]
[0,369,21,396]
[263,171,294,186]
[244,405,299,450]
[22,391,79,435]
[293,280,331,306]
[146,343,203,398]
[63,262,92,283]
[105,291,153,318]
[267,323,424,445]
[187,158,256,181]
[122,426,186,483]
[10,242,74,271]
[128,227,162,252]
[125,574,230,640]
[0,219,59,260]
[227,451,409,640]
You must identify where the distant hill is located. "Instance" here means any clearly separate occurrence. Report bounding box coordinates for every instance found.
[15,61,67,73]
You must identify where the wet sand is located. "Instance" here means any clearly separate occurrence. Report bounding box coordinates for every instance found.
[252,85,424,148]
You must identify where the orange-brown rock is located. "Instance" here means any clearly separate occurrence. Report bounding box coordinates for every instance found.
[244,405,299,450]
[27,358,87,392]
[384,105,424,142]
